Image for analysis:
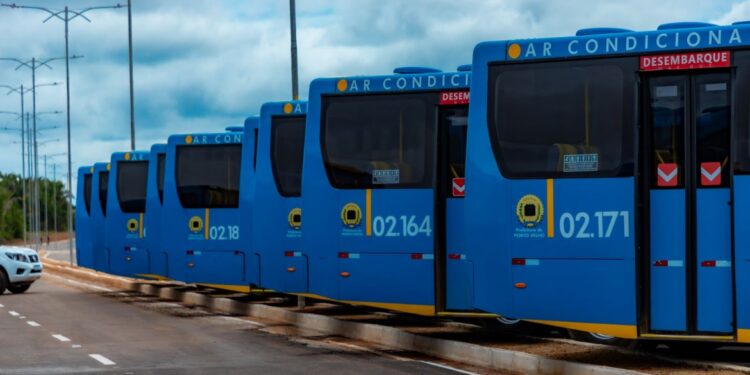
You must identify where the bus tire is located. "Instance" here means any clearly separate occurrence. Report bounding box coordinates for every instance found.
[568,329,635,348]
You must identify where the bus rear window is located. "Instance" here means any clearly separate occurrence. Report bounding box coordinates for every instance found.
[271,116,305,197]
[488,58,637,178]
[175,144,242,208]
[322,93,436,189]
[117,161,148,213]
[83,173,92,215]
[99,171,109,216]
[157,153,166,204]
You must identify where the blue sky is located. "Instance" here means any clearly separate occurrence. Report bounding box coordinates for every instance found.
[0,0,749,193]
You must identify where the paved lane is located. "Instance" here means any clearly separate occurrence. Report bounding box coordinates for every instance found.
[0,276,463,374]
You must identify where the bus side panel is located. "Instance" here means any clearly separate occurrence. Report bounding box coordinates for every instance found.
[445,198,474,310]
[501,179,636,327]
[649,189,687,331]
[334,189,435,309]
[282,255,308,293]
[734,177,750,336]
[696,188,733,333]
[183,250,246,286]
[74,170,91,268]
[511,259,633,323]
[338,253,434,309]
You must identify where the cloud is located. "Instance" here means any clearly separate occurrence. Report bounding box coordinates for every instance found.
[0,0,748,195]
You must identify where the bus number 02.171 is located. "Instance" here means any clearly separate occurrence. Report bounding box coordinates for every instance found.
[559,211,630,239]
[209,225,240,240]
[372,215,432,237]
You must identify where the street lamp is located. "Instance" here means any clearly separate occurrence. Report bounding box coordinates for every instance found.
[0,82,60,243]
[0,56,75,249]
[3,2,128,260]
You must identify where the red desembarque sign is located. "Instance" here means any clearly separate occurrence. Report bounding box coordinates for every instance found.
[440,91,470,105]
[640,51,730,71]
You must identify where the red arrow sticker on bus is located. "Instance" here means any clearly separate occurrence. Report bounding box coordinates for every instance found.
[440,91,470,105]
[657,163,678,187]
[452,177,465,197]
[700,162,721,186]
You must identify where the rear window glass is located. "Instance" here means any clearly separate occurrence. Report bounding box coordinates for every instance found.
[488,57,637,178]
[175,144,242,208]
[99,171,109,216]
[322,93,436,189]
[271,116,306,197]
[157,153,166,204]
[83,173,92,215]
[117,161,148,213]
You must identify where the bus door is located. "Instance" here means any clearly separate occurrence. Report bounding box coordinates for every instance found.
[436,102,473,311]
[645,72,733,334]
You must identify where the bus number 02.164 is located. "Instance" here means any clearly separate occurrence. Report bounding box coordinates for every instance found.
[559,211,630,239]
[209,225,240,240]
[372,215,432,237]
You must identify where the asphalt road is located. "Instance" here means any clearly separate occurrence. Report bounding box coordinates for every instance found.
[41,240,73,263]
[0,276,465,374]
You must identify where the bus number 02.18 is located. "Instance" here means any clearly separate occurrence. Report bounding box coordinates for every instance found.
[372,215,432,237]
[209,225,239,240]
[559,211,630,239]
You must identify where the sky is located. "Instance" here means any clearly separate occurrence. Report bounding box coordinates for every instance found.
[0,0,749,194]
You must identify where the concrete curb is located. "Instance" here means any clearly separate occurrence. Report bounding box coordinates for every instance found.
[41,259,645,375]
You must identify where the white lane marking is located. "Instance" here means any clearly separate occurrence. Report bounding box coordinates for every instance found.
[43,273,113,292]
[19,316,25,319]
[72,345,81,348]
[27,321,40,327]
[89,354,116,366]
[52,334,71,342]
[418,361,480,375]
[0,303,4,307]
[8,311,19,316]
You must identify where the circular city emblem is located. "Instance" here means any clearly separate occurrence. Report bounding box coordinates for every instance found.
[516,194,544,228]
[288,207,302,230]
[126,218,138,233]
[340,203,362,228]
[283,102,294,114]
[188,216,204,233]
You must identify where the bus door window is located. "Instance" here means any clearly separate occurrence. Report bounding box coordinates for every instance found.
[650,78,686,188]
[441,106,468,196]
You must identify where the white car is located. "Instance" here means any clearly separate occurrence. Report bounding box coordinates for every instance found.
[0,246,43,294]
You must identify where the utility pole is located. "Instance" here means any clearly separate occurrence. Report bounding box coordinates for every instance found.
[127,0,135,150]
[289,0,299,100]
[4,2,123,260]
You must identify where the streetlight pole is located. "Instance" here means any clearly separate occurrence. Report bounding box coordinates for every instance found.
[4,2,125,258]
[289,0,299,100]
[127,0,135,151]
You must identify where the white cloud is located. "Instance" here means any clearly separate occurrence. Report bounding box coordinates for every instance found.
[0,0,747,195]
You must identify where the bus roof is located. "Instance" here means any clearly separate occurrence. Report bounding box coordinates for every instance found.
[167,132,243,146]
[310,66,470,96]
[476,21,750,63]
[110,151,149,162]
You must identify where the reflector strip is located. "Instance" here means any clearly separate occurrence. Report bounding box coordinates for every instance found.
[511,258,539,266]
[448,253,466,260]
[284,251,303,257]
[338,252,360,259]
[701,260,731,268]
[653,259,683,267]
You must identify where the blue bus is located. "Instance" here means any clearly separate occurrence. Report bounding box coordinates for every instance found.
[468,22,750,343]
[250,101,307,293]
[301,67,478,315]
[75,166,93,268]
[142,144,168,280]
[162,130,252,292]
[91,162,110,272]
[105,151,150,278]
